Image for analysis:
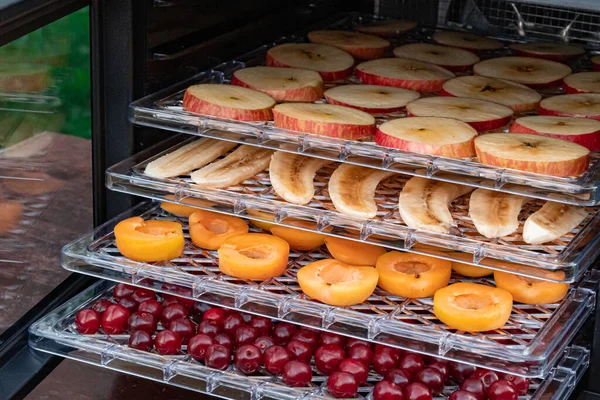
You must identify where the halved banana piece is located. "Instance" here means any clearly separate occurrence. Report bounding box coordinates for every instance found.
[328,164,395,219]
[269,152,332,205]
[190,145,273,188]
[523,202,588,244]
[469,189,528,238]
[145,137,237,178]
[399,177,474,233]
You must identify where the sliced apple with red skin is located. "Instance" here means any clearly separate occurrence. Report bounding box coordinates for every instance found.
[266,43,354,82]
[509,42,584,61]
[432,31,503,51]
[474,133,590,177]
[356,19,417,37]
[273,103,376,139]
[538,94,600,121]
[563,72,600,94]
[441,76,541,113]
[406,97,513,132]
[510,116,600,151]
[375,116,477,158]
[324,84,420,114]
[231,66,323,102]
[183,84,275,121]
[393,43,479,72]
[473,57,571,88]
[356,58,454,92]
[307,30,390,60]
[593,56,600,72]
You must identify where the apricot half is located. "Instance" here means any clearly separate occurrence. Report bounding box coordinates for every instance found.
[114,217,184,262]
[297,259,379,306]
[160,195,214,217]
[433,282,513,332]
[376,252,451,298]
[218,233,289,280]
[451,262,492,278]
[494,271,569,304]
[271,221,325,251]
[325,236,387,266]
[246,210,276,231]
[189,210,248,250]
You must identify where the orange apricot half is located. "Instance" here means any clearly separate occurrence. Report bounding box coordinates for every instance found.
[433,282,513,332]
[271,221,325,251]
[114,217,184,262]
[160,195,215,217]
[218,233,289,280]
[246,210,276,231]
[297,259,379,306]
[451,262,492,277]
[494,271,569,304]
[376,252,451,298]
[189,210,249,250]
[325,236,387,266]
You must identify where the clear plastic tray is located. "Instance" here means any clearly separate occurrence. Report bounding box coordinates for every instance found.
[60,202,600,377]
[106,136,600,283]
[29,280,591,399]
[129,13,600,206]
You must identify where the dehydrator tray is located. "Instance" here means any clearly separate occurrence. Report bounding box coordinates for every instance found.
[130,13,600,207]
[60,201,600,377]
[106,136,600,282]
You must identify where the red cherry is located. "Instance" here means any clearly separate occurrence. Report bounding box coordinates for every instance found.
[292,329,319,349]
[327,371,358,398]
[162,298,184,309]
[415,368,444,395]
[138,300,163,318]
[254,336,275,353]
[118,297,139,313]
[113,283,135,300]
[424,355,446,364]
[428,361,449,381]
[188,334,214,361]
[264,345,292,375]
[198,320,222,337]
[460,377,486,400]
[403,382,432,400]
[101,304,130,334]
[273,322,298,345]
[234,326,259,347]
[373,381,405,400]
[249,316,273,336]
[172,286,194,308]
[398,354,425,378]
[286,340,314,363]
[385,368,412,389]
[487,380,518,400]
[223,313,245,336]
[235,344,263,374]
[203,308,226,326]
[450,363,477,384]
[159,283,181,300]
[127,311,157,334]
[345,338,371,349]
[319,332,346,347]
[449,390,479,400]
[190,302,210,323]
[500,368,529,395]
[373,347,400,375]
[205,344,231,370]
[375,344,402,358]
[155,330,181,355]
[169,317,196,344]
[338,358,369,385]
[160,303,188,326]
[314,344,345,374]
[471,369,500,390]
[282,360,312,387]
[91,299,112,315]
[347,343,373,366]
[131,288,156,304]
[128,330,153,351]
[214,333,233,351]
[75,309,100,334]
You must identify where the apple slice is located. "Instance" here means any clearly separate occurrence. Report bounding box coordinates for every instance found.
[563,72,600,94]
[324,84,420,114]
[593,56,600,72]
[441,76,541,113]
[473,57,571,88]
[393,43,479,72]
[510,116,600,151]
[307,30,390,60]
[273,103,375,139]
[432,31,503,51]
[474,133,590,177]
[406,97,513,132]
[183,84,275,121]
[538,94,600,121]
[231,66,323,102]
[509,42,584,61]
[375,116,477,158]
[356,58,454,92]
[356,19,417,37]
[266,43,354,81]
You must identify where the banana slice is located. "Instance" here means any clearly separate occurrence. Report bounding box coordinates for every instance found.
[145,138,237,178]
[269,152,332,205]
[399,177,474,233]
[328,164,395,219]
[523,202,588,244]
[469,189,528,238]
[190,145,273,188]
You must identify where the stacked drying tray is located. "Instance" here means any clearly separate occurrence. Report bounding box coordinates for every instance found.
[32,13,600,400]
